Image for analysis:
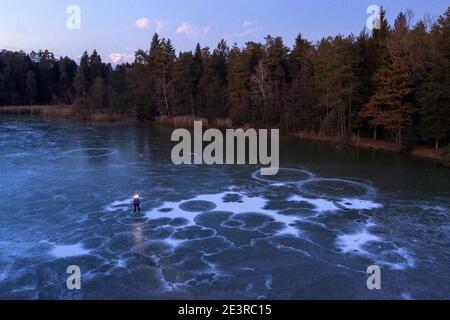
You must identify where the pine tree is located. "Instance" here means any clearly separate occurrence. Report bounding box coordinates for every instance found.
[110,64,131,114]
[250,55,271,124]
[360,13,415,146]
[264,36,289,126]
[90,76,107,112]
[228,44,250,124]
[58,56,77,104]
[89,50,102,80]
[191,43,205,115]
[25,70,37,105]
[418,8,450,149]
[173,51,194,115]
[159,38,176,116]
[75,51,90,96]
[286,34,315,131]
[202,39,229,118]
[36,50,58,103]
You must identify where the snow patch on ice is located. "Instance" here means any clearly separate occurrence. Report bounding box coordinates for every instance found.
[336,223,415,270]
[288,195,340,212]
[51,243,90,258]
[338,198,382,210]
[336,224,382,254]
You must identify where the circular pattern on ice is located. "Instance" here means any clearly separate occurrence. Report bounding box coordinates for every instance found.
[297,178,376,200]
[62,148,117,159]
[252,168,315,184]
[179,200,217,213]
[222,219,245,228]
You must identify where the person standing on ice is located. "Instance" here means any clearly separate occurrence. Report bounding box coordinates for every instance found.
[133,194,141,213]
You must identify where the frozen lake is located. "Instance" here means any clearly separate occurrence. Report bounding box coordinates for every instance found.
[0,117,449,299]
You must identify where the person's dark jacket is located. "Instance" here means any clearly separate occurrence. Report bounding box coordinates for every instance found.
[134,198,141,206]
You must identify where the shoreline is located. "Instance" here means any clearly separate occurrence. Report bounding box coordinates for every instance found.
[0,105,138,123]
[1,105,448,167]
[291,131,448,166]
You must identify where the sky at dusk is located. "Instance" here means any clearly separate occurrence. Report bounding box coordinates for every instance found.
[0,0,448,64]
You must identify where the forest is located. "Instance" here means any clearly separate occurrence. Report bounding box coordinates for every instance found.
[1,7,449,155]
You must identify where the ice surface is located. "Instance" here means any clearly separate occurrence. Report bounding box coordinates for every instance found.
[1,119,448,300]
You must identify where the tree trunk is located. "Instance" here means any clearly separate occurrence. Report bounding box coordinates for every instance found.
[373,127,377,140]
[435,139,439,150]
[348,83,352,138]
[162,77,170,116]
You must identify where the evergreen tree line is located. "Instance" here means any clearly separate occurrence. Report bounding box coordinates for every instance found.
[0,50,77,105]
[1,7,449,151]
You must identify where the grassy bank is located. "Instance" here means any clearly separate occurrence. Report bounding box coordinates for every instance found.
[0,105,136,123]
[0,105,74,118]
[353,136,445,164]
[155,115,233,129]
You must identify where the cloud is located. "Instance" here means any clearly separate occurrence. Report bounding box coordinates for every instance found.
[176,22,210,38]
[135,18,152,29]
[108,53,134,65]
[155,20,169,33]
[176,22,198,37]
[225,21,260,40]
[203,26,211,35]
[134,18,168,33]
[242,21,253,29]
